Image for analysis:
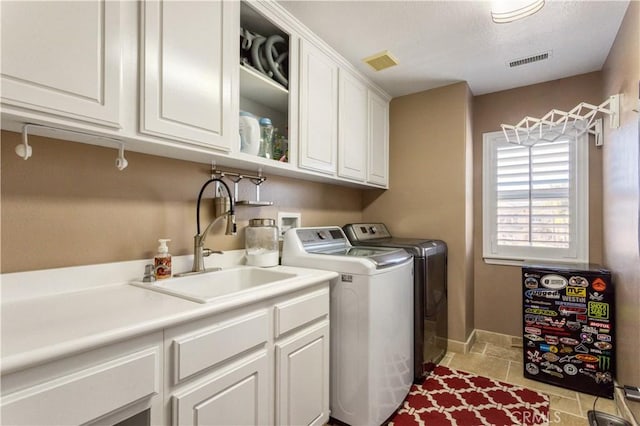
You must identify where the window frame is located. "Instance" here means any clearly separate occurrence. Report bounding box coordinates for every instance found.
[482,130,589,266]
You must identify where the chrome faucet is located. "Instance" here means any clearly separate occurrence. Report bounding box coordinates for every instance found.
[187,178,236,274]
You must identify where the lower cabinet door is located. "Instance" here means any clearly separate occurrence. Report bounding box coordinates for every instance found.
[275,321,330,426]
[172,352,270,426]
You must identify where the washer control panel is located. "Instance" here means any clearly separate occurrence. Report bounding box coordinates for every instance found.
[343,223,392,241]
[296,227,346,244]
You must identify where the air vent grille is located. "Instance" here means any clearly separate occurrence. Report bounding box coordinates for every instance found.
[362,50,399,72]
[509,51,551,68]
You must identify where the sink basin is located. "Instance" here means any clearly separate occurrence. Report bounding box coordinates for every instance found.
[131,267,297,303]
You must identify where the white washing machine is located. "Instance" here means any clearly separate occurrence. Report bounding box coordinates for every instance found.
[282,226,414,426]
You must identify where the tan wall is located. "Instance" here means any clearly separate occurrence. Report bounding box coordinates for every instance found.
[362,82,475,343]
[473,72,605,336]
[601,0,640,391]
[0,131,363,273]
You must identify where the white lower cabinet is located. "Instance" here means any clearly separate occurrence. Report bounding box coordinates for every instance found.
[275,321,330,426]
[172,352,270,426]
[0,333,163,426]
[166,284,330,426]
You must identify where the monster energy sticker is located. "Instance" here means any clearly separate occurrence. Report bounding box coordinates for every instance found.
[588,302,610,319]
[598,356,611,370]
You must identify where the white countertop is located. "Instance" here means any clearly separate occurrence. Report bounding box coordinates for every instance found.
[1,254,337,375]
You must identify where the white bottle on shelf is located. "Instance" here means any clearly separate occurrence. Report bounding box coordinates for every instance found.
[239,111,260,155]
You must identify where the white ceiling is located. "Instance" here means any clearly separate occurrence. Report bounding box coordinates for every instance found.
[279,0,630,97]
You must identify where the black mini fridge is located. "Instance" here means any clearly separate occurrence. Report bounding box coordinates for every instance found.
[522,263,615,399]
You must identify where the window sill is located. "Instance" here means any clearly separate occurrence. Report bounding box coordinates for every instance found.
[483,257,526,267]
[483,256,589,267]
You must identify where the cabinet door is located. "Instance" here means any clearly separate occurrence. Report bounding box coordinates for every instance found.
[338,70,368,181]
[298,40,338,174]
[368,91,390,187]
[275,321,329,426]
[140,0,237,151]
[172,353,270,426]
[0,1,121,127]
[1,335,162,426]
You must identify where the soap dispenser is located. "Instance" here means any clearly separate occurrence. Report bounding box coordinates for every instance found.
[154,239,172,279]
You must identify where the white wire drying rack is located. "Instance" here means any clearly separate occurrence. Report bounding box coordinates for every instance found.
[500,94,621,147]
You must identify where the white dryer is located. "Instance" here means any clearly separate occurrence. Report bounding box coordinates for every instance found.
[282,226,414,426]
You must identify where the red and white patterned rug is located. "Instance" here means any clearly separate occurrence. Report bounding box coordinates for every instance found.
[389,365,550,426]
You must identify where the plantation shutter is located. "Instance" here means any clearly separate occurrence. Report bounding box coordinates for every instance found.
[483,131,588,264]
[496,140,571,249]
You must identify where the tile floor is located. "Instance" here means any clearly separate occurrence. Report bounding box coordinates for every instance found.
[439,341,621,425]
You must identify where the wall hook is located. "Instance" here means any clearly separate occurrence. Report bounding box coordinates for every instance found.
[16,124,34,160]
[115,143,128,171]
[15,123,129,168]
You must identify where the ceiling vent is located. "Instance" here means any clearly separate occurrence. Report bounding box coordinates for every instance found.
[362,50,399,72]
[508,51,551,68]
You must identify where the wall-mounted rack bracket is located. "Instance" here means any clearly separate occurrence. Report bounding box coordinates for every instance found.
[500,94,621,147]
[17,123,128,170]
[210,164,273,206]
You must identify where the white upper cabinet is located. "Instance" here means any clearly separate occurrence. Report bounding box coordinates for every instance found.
[140,0,238,151]
[238,1,297,164]
[337,70,368,182]
[298,39,338,175]
[0,1,122,127]
[367,90,389,187]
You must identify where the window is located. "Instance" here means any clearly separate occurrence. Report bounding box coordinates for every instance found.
[483,130,588,265]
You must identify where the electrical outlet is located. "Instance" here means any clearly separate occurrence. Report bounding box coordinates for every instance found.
[623,385,640,402]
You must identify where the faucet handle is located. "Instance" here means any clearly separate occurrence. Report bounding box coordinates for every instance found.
[203,248,223,258]
[142,264,156,283]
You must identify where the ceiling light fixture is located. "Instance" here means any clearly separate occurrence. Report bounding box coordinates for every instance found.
[491,0,545,23]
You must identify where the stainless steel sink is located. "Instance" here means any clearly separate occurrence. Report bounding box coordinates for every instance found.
[131,267,297,303]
